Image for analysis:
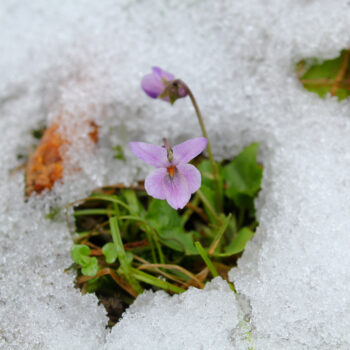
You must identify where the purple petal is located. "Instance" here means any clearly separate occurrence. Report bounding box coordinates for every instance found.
[152,66,174,82]
[177,163,201,194]
[141,73,165,98]
[172,137,208,164]
[130,142,168,167]
[145,168,167,200]
[164,171,191,210]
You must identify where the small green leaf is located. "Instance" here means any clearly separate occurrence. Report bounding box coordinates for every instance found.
[224,143,262,208]
[299,50,350,100]
[146,199,182,229]
[146,199,198,255]
[71,244,91,265]
[113,145,125,160]
[81,257,98,276]
[122,189,145,216]
[71,244,99,276]
[158,227,198,255]
[102,242,118,264]
[198,159,224,198]
[125,251,134,265]
[213,227,254,257]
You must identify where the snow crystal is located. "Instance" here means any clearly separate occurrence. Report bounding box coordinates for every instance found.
[1,0,350,349]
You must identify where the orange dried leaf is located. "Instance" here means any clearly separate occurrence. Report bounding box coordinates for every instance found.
[25,121,98,196]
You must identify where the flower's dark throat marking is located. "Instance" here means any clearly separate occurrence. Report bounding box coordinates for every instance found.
[167,165,176,178]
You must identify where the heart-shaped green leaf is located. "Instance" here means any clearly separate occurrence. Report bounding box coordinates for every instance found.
[146,199,198,255]
[102,242,118,264]
[71,244,99,276]
[224,143,262,208]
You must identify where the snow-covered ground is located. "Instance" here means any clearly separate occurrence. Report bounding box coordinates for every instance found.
[1,0,350,349]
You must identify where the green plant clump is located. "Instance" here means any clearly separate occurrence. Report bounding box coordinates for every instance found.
[67,143,263,326]
[297,49,350,100]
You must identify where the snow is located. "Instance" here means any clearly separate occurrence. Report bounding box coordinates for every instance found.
[1,0,350,349]
[105,277,239,350]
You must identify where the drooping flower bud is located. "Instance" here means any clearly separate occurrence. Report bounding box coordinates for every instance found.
[141,67,187,104]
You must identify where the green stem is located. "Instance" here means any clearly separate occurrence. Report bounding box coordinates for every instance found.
[208,213,232,255]
[73,209,109,216]
[109,217,143,294]
[89,194,133,213]
[131,268,185,294]
[197,190,219,222]
[180,193,200,226]
[119,215,165,264]
[180,81,222,212]
[195,241,236,293]
[194,241,218,278]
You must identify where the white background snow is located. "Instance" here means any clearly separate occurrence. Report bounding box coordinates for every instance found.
[1,0,350,349]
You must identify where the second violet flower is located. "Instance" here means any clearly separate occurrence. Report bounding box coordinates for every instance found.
[141,66,187,103]
[130,137,207,210]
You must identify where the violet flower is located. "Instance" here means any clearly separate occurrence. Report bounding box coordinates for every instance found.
[141,67,187,103]
[130,137,207,210]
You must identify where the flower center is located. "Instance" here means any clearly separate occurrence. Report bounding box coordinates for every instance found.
[167,165,176,178]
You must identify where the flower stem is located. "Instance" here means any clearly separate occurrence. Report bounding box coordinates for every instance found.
[178,80,222,212]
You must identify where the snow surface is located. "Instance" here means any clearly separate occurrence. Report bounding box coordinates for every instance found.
[1,0,350,349]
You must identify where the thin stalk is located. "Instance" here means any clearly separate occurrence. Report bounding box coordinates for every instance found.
[208,213,232,255]
[195,242,236,293]
[194,241,219,278]
[77,267,138,298]
[131,268,185,294]
[90,193,134,213]
[133,255,188,287]
[119,215,165,264]
[331,49,350,96]
[197,190,219,222]
[137,263,204,289]
[112,200,120,217]
[73,209,109,216]
[144,227,157,263]
[181,194,200,225]
[109,217,143,294]
[178,80,222,212]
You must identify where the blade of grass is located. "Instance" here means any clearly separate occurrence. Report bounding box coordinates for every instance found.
[195,241,236,293]
[195,242,236,293]
[195,241,219,277]
[181,194,200,225]
[119,215,165,264]
[183,267,209,288]
[109,216,143,294]
[131,268,186,294]
[76,267,138,298]
[73,209,110,216]
[143,227,157,263]
[208,213,232,255]
[133,255,187,287]
[65,194,133,236]
[90,193,134,213]
[331,49,350,96]
[137,263,204,289]
[197,189,219,222]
